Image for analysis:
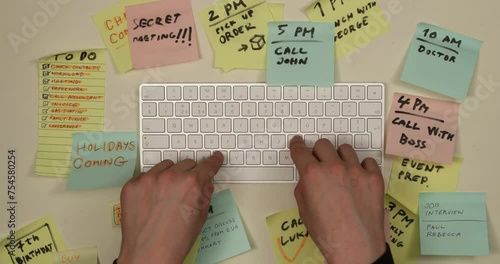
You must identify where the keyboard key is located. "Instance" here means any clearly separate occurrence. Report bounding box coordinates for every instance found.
[221,134,236,149]
[179,151,194,161]
[308,102,323,116]
[275,102,290,116]
[267,118,282,133]
[142,102,157,117]
[271,134,286,149]
[184,86,198,100]
[226,102,240,117]
[200,119,215,133]
[142,86,165,101]
[250,119,265,133]
[300,86,315,100]
[192,102,206,117]
[263,150,278,165]
[163,151,178,162]
[175,102,190,117]
[350,85,365,100]
[350,118,365,133]
[334,118,348,133]
[238,135,252,149]
[317,118,332,133]
[242,102,257,117]
[367,85,383,100]
[300,119,315,133]
[143,151,161,165]
[246,151,261,165]
[171,135,186,149]
[196,151,211,162]
[255,135,269,149]
[304,134,319,148]
[200,86,215,100]
[217,118,231,133]
[142,166,153,172]
[368,118,383,149]
[325,102,340,116]
[355,150,382,164]
[166,86,181,100]
[258,102,273,116]
[250,85,265,100]
[204,135,219,149]
[188,135,202,149]
[158,102,173,118]
[338,134,353,146]
[234,85,248,100]
[320,134,336,146]
[216,85,231,100]
[279,151,293,165]
[143,119,165,133]
[283,118,298,133]
[143,135,169,149]
[234,119,248,133]
[342,102,357,116]
[334,85,349,100]
[292,102,307,116]
[167,119,181,133]
[359,102,382,116]
[317,86,332,100]
[283,86,298,100]
[229,151,244,165]
[208,102,223,117]
[219,150,228,165]
[267,86,282,100]
[354,134,370,149]
[214,167,294,182]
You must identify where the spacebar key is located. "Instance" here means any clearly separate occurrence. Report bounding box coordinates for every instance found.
[214,166,295,182]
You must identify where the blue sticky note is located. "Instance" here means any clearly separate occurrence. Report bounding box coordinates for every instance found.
[267,22,334,86]
[195,189,251,264]
[401,23,482,101]
[67,132,137,190]
[419,192,489,256]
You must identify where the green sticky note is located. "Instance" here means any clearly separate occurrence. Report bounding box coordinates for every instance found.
[195,189,251,263]
[419,192,489,256]
[401,23,483,101]
[67,132,137,190]
[267,22,335,86]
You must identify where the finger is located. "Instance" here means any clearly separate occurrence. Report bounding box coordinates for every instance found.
[360,157,381,174]
[146,159,175,175]
[171,158,197,172]
[312,138,340,162]
[290,136,318,174]
[191,151,224,183]
[337,144,360,166]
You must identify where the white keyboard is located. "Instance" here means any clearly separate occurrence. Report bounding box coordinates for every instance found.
[139,83,384,183]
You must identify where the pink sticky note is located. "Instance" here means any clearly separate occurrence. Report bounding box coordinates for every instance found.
[386,92,460,164]
[125,0,199,68]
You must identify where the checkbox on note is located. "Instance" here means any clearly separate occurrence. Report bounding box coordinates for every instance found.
[43,101,49,106]
[42,64,50,69]
[42,116,48,121]
[41,123,47,128]
[43,79,49,84]
[42,94,49,99]
[42,71,49,76]
[43,86,49,91]
[42,109,48,114]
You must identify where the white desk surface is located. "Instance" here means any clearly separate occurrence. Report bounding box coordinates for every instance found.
[1,0,499,263]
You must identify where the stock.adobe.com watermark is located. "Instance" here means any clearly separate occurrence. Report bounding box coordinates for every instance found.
[6,149,18,256]
[7,0,72,54]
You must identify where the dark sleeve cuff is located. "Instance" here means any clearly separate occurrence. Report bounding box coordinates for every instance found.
[373,243,394,264]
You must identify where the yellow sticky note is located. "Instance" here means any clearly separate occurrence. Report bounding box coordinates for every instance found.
[111,200,122,227]
[92,0,155,73]
[53,246,98,264]
[268,3,285,21]
[385,195,420,264]
[183,236,201,264]
[306,0,390,58]
[266,208,324,264]
[0,215,67,264]
[199,0,275,71]
[388,156,463,214]
[36,49,106,177]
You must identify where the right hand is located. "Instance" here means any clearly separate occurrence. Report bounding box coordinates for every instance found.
[290,136,386,264]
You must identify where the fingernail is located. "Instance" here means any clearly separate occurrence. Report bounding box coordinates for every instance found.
[291,135,303,142]
[213,151,223,158]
